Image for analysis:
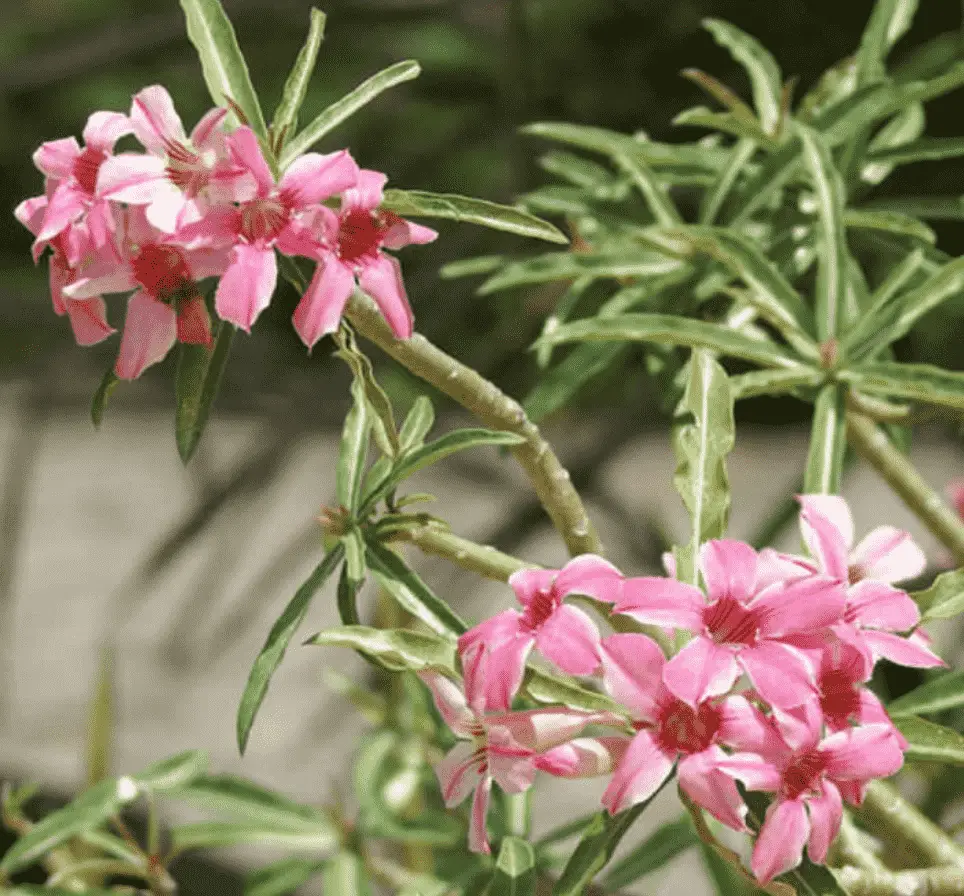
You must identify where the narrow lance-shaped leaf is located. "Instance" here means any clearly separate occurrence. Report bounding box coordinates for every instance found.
[134,748,210,792]
[896,715,964,765]
[322,852,373,896]
[864,196,964,221]
[888,670,964,718]
[855,0,919,85]
[480,253,683,295]
[729,367,823,400]
[337,550,363,626]
[615,150,682,225]
[175,323,235,463]
[390,428,526,485]
[841,362,964,412]
[271,8,326,149]
[525,343,628,422]
[805,384,847,494]
[866,136,964,166]
[280,60,420,167]
[493,837,537,896]
[601,814,698,891]
[178,0,268,140]
[700,139,757,225]
[236,544,345,754]
[308,625,456,673]
[337,378,371,514]
[523,667,624,714]
[382,189,568,246]
[912,567,964,620]
[399,396,435,451]
[245,858,328,896]
[90,368,119,429]
[172,821,338,852]
[673,351,735,586]
[861,102,925,184]
[843,209,935,245]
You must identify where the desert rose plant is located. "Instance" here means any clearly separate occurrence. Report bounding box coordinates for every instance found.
[7,0,964,894]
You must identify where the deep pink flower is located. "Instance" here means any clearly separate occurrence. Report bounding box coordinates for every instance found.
[98,86,254,233]
[30,111,132,257]
[796,495,942,669]
[292,170,437,345]
[614,540,845,709]
[598,633,770,828]
[457,555,625,711]
[419,646,621,854]
[720,701,904,882]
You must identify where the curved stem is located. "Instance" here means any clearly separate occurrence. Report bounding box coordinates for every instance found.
[346,293,601,556]
[846,412,964,564]
[388,524,531,581]
[834,865,964,895]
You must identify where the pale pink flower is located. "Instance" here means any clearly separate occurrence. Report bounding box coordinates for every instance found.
[419,646,621,854]
[796,495,942,669]
[598,633,771,828]
[98,86,254,233]
[949,480,964,522]
[292,170,437,345]
[457,555,625,711]
[614,540,845,709]
[720,701,904,882]
[65,209,231,378]
[31,111,132,257]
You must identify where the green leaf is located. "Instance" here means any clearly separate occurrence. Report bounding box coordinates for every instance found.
[524,667,624,714]
[270,8,326,149]
[387,428,526,486]
[236,544,345,754]
[700,139,757,225]
[674,107,773,145]
[280,60,420,167]
[888,670,964,718]
[336,557,363,626]
[703,19,783,133]
[6,888,118,896]
[85,646,113,786]
[135,749,210,791]
[337,379,372,515]
[178,0,267,139]
[175,323,235,463]
[399,396,435,451]
[799,126,847,341]
[363,537,467,636]
[245,858,328,896]
[844,209,935,244]
[492,837,536,896]
[841,362,964,412]
[730,367,823,399]
[804,384,847,494]
[601,815,697,891]
[172,820,338,851]
[855,0,919,85]
[614,150,682,225]
[913,567,964,619]
[90,368,119,429]
[672,351,735,586]
[896,715,964,764]
[439,255,507,280]
[861,103,925,184]
[536,312,800,370]
[867,136,964,166]
[322,852,373,896]
[308,625,456,673]
[525,343,628,422]
[479,253,683,295]
[381,188,567,245]
[864,196,964,221]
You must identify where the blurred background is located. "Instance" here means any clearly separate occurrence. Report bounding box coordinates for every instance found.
[2,1,964,893]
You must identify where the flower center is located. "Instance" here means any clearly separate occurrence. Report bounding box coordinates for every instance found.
[164,139,210,196]
[240,197,289,244]
[819,668,861,726]
[656,699,720,755]
[131,244,193,302]
[704,596,759,645]
[847,563,865,586]
[73,146,108,195]
[521,587,558,630]
[338,209,384,263]
[782,749,827,800]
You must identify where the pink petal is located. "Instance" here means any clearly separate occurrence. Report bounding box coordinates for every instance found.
[601,730,674,815]
[228,126,275,196]
[64,266,136,300]
[756,547,815,589]
[715,751,783,792]
[663,636,739,707]
[860,630,945,668]
[15,195,48,238]
[184,245,232,280]
[846,580,920,631]
[131,85,186,155]
[434,741,481,807]
[215,244,277,332]
[739,642,815,710]
[614,577,705,630]
[37,182,86,243]
[821,724,905,781]
[357,253,414,339]
[96,153,168,204]
[66,297,115,346]
[382,215,438,249]
[488,750,537,794]
[458,642,491,717]
[535,603,601,676]
[678,749,749,831]
[34,137,81,179]
[292,257,355,349]
[459,609,525,653]
[468,775,492,855]
[806,781,842,865]
[417,670,474,736]
[554,554,625,604]
[772,701,825,753]
[343,169,388,213]
[751,797,809,883]
[280,150,359,206]
[753,574,845,637]
[145,189,192,234]
[718,696,784,757]
[798,494,852,580]
[176,294,213,346]
[537,737,629,778]
[114,290,177,379]
[467,634,534,712]
[852,526,926,584]
[700,539,759,602]
[493,707,612,753]
[190,107,229,149]
[599,633,665,722]
[82,111,132,152]
[508,568,558,607]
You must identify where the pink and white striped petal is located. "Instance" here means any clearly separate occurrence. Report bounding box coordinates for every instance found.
[798,494,852,580]
[852,526,926,584]
[131,85,187,155]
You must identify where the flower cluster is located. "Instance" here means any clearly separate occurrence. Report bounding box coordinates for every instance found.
[422,495,942,880]
[15,87,435,379]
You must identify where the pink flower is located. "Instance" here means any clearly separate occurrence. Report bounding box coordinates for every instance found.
[720,702,904,882]
[419,646,621,854]
[292,170,437,345]
[949,480,964,522]
[98,86,254,233]
[31,111,132,257]
[598,633,769,828]
[65,209,231,378]
[796,496,942,669]
[614,540,845,709]
[457,555,625,711]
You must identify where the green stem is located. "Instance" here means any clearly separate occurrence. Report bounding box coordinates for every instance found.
[504,791,532,839]
[846,412,964,564]
[834,866,964,895]
[833,813,887,873]
[47,858,150,888]
[389,524,531,581]
[346,292,601,556]
[804,383,847,494]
